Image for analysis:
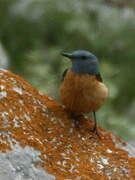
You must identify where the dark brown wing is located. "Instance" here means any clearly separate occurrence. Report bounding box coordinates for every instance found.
[96,73,103,82]
[61,68,69,82]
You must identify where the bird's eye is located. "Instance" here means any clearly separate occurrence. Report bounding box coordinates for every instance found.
[81,55,87,60]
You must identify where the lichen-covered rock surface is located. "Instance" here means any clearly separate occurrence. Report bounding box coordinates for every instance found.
[0,69,135,180]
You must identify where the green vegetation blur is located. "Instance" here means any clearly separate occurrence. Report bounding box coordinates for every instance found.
[0,0,135,140]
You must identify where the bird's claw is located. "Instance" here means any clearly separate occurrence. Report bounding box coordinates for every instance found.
[89,127,101,138]
[70,114,84,129]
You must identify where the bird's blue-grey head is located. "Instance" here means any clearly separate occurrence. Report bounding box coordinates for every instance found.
[61,50,100,75]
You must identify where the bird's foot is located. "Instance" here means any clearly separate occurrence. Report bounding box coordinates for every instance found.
[89,126,101,138]
[89,111,101,138]
[70,114,84,129]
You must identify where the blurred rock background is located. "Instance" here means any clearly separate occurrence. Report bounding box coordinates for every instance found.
[0,0,135,140]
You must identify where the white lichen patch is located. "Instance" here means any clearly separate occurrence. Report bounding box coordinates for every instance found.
[106,149,112,153]
[2,119,9,128]
[51,137,57,143]
[28,136,34,140]
[57,119,65,127]
[22,114,31,121]
[0,91,7,99]
[25,92,32,96]
[0,111,8,118]
[60,152,66,157]
[50,117,55,122]
[98,164,104,169]
[13,87,23,95]
[68,128,73,133]
[90,158,94,163]
[0,131,15,147]
[18,99,24,104]
[120,166,130,175]
[13,116,20,128]
[0,138,8,145]
[57,161,61,165]
[42,106,48,113]
[35,138,43,145]
[0,112,9,127]
[9,77,17,84]
[0,85,5,90]
[9,109,13,113]
[69,164,77,173]
[38,91,44,96]
[100,156,109,165]
[75,176,82,180]
[47,96,53,101]
[75,156,80,162]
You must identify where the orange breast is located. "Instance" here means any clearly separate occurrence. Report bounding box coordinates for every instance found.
[60,70,108,115]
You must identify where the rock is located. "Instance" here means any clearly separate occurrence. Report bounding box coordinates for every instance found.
[0,144,55,180]
[0,69,135,180]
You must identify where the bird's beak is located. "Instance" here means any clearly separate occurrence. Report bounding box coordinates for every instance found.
[61,52,73,59]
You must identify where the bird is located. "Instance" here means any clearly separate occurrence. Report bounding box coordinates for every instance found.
[60,50,108,136]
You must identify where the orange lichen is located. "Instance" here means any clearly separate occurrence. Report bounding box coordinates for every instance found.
[0,69,135,180]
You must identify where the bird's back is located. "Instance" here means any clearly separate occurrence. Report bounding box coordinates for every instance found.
[60,70,108,115]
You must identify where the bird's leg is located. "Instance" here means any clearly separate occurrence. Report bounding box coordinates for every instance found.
[70,114,84,129]
[89,111,100,137]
